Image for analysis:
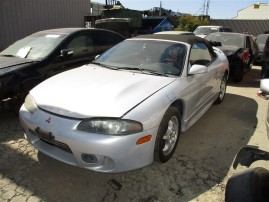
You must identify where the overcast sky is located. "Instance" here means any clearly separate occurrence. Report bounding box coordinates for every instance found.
[93,0,268,19]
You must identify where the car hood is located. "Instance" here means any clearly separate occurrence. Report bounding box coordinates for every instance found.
[218,46,240,56]
[0,56,35,69]
[31,64,176,118]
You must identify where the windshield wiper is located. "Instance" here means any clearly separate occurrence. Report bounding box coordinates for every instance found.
[117,67,168,77]
[141,68,168,77]
[117,67,143,73]
[1,54,16,57]
[91,62,118,70]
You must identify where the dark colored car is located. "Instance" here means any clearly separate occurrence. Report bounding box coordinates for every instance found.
[255,34,269,63]
[0,28,125,109]
[205,32,258,82]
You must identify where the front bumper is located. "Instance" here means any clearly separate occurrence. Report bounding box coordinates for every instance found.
[19,105,157,173]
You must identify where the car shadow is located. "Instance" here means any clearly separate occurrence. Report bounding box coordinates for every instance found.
[0,92,258,201]
[228,66,261,88]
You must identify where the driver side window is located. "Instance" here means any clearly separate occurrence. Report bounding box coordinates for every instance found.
[66,34,94,56]
[189,43,213,66]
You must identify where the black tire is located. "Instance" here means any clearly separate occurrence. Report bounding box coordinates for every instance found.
[232,61,244,83]
[154,106,181,163]
[214,73,228,104]
[9,99,23,115]
[9,89,28,115]
[225,167,269,202]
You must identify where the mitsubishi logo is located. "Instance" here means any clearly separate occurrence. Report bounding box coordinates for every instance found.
[45,117,51,123]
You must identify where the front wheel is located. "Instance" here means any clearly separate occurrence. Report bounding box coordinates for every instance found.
[214,73,228,104]
[154,106,181,162]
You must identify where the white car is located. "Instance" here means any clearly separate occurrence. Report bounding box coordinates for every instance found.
[20,34,229,173]
[194,25,232,38]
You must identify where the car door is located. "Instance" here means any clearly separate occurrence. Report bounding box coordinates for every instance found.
[44,31,96,78]
[186,42,218,122]
[46,30,124,78]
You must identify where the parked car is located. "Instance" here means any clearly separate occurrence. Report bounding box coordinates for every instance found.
[0,28,125,109]
[225,79,269,202]
[19,34,229,173]
[205,32,258,82]
[194,25,232,38]
[255,34,269,63]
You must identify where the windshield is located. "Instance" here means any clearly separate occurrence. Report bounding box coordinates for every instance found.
[94,39,187,76]
[194,27,219,35]
[0,32,67,60]
[205,33,244,48]
[256,34,269,45]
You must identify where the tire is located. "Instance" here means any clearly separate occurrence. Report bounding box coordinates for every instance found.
[232,62,244,83]
[154,106,181,163]
[214,73,228,104]
[225,167,269,202]
[9,89,28,115]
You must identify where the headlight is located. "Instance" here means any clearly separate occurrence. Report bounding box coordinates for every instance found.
[77,118,143,135]
[24,94,37,113]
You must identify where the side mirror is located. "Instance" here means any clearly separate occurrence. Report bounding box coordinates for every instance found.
[260,79,269,94]
[189,64,208,74]
[95,55,100,60]
[57,49,74,60]
[209,41,222,47]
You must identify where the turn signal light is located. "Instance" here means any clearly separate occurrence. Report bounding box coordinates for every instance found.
[136,135,152,145]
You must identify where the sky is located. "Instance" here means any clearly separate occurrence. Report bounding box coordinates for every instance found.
[93,0,269,19]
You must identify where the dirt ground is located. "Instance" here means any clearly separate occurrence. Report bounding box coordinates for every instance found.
[0,65,268,202]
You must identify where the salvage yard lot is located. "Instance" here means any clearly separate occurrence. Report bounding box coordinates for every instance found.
[0,65,269,202]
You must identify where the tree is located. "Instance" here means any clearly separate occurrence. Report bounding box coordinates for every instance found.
[175,15,210,32]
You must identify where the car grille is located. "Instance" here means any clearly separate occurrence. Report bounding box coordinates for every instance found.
[29,129,72,154]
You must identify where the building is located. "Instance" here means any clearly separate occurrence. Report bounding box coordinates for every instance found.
[233,3,269,19]
[210,19,269,36]
[0,0,92,51]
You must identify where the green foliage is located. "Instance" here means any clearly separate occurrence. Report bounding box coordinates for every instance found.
[175,15,210,32]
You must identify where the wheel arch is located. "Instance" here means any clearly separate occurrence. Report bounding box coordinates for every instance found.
[170,99,185,130]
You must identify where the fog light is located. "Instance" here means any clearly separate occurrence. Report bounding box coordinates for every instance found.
[81,153,97,163]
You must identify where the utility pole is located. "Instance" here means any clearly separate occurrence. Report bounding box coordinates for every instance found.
[203,0,210,16]
[159,1,162,16]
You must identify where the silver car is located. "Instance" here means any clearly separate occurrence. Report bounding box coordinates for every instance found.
[19,34,229,173]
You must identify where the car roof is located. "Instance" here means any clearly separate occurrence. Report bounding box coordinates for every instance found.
[131,34,210,46]
[196,25,223,28]
[33,27,122,36]
[207,32,248,37]
[154,31,194,35]
[257,33,269,36]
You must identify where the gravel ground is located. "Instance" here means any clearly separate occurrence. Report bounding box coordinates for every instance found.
[0,65,268,202]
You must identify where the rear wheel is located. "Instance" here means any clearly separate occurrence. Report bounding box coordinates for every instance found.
[233,61,244,82]
[154,106,181,162]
